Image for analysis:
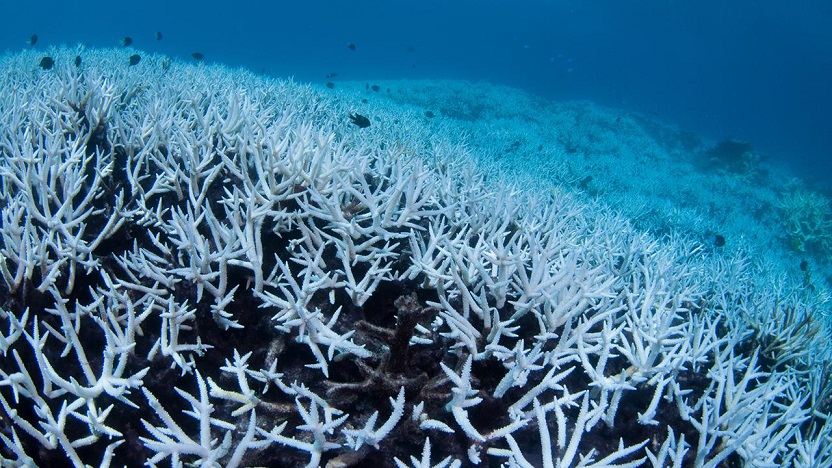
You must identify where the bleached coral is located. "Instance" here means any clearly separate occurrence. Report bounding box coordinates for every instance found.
[0,46,829,468]
[777,183,832,255]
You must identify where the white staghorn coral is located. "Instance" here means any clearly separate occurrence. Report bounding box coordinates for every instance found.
[0,46,830,468]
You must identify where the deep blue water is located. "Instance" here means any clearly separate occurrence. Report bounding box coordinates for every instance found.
[3,0,831,185]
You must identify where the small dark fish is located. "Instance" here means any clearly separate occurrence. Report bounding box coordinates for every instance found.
[714,234,726,247]
[365,83,369,90]
[406,45,415,53]
[325,72,338,78]
[425,110,435,118]
[347,42,356,51]
[39,56,54,70]
[155,31,163,41]
[129,54,141,66]
[192,52,204,60]
[325,82,335,89]
[800,260,809,271]
[371,84,380,92]
[74,55,82,67]
[348,112,371,128]
[361,98,368,103]
[29,34,38,46]
[121,36,133,47]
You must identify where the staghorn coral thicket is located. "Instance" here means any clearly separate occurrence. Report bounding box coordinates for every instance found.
[0,47,831,467]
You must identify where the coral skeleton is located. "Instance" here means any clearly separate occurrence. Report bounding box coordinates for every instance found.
[0,47,830,468]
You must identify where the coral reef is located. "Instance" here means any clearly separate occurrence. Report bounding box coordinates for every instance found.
[777,183,832,256]
[1,47,831,467]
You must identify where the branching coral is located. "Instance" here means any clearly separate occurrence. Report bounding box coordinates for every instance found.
[777,184,832,256]
[0,47,829,468]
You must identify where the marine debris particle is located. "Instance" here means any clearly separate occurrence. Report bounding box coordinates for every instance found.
[38,56,53,70]
[121,36,133,47]
[129,54,141,66]
[347,42,357,51]
[349,112,371,128]
[192,52,204,60]
[29,34,38,46]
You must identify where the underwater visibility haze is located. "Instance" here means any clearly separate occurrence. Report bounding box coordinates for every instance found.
[4,0,832,180]
[1,0,832,467]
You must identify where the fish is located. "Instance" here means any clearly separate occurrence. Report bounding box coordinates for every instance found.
[74,55,82,67]
[348,112,371,128]
[325,72,338,78]
[39,56,54,70]
[347,42,356,51]
[155,31,163,40]
[371,84,380,92]
[129,54,141,66]
[325,82,335,89]
[29,34,38,46]
[122,36,133,47]
[192,52,204,60]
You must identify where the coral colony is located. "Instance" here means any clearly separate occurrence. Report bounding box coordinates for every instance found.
[0,47,831,468]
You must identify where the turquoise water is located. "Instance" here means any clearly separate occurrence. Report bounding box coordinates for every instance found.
[4,0,832,184]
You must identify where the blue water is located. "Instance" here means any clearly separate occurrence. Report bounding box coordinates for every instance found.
[3,0,831,185]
